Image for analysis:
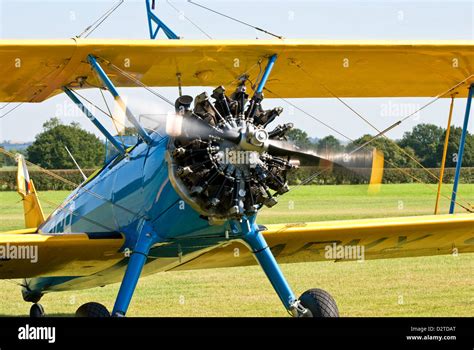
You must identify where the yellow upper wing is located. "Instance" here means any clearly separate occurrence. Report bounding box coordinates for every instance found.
[170,214,474,271]
[0,39,473,102]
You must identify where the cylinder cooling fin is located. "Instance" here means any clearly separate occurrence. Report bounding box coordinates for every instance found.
[167,84,296,220]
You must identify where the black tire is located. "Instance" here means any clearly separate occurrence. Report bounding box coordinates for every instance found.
[299,288,339,317]
[30,303,45,318]
[75,302,110,317]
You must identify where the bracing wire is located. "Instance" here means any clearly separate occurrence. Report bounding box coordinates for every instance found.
[264,81,473,212]
[0,83,172,229]
[1,64,65,119]
[0,198,24,213]
[298,63,473,183]
[265,88,354,142]
[293,64,473,208]
[94,51,473,212]
[0,103,24,119]
[98,88,126,148]
[99,58,175,106]
[76,0,124,38]
[0,147,148,224]
[187,0,284,39]
[71,89,141,137]
[166,0,213,39]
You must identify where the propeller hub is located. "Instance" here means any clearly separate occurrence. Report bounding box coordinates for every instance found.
[238,125,269,152]
[252,128,269,145]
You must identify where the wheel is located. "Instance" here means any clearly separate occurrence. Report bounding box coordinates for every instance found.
[299,288,339,317]
[75,302,110,317]
[30,303,45,318]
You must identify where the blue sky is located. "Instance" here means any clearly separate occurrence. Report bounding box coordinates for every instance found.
[0,0,473,143]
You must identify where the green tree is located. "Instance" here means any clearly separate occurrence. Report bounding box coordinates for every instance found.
[399,124,443,167]
[435,126,474,168]
[121,127,138,136]
[0,148,26,167]
[347,134,417,168]
[317,135,344,154]
[285,128,314,149]
[27,118,105,169]
[0,148,6,167]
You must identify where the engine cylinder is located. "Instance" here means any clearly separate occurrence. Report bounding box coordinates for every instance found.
[167,85,295,220]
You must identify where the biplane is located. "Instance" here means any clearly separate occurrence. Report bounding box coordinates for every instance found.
[0,1,473,317]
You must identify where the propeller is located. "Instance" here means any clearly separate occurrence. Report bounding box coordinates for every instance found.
[267,139,372,169]
[161,111,241,143]
[266,138,384,184]
[147,90,385,219]
[149,110,384,184]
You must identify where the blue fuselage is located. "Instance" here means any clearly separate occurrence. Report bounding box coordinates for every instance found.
[41,133,224,243]
[30,133,229,294]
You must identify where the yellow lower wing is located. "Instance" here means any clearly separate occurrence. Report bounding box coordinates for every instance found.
[171,214,474,271]
[1,215,472,277]
[0,229,124,278]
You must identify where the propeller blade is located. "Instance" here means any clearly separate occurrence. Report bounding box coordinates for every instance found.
[266,139,325,165]
[266,139,384,184]
[140,112,241,143]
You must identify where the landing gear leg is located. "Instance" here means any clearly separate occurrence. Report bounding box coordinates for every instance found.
[74,221,159,317]
[22,284,45,317]
[236,216,309,317]
[111,221,159,317]
[236,216,338,317]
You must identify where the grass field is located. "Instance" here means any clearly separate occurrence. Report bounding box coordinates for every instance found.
[0,183,473,316]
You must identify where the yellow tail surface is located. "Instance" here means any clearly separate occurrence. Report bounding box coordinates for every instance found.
[16,154,45,228]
